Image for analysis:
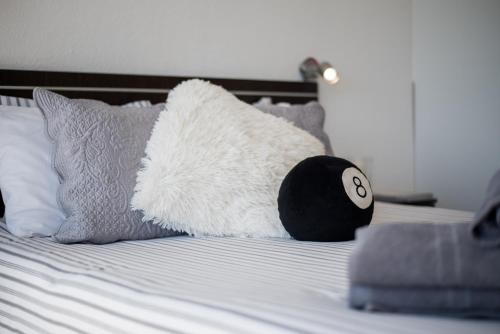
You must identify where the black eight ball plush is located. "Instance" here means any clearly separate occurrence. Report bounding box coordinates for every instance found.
[278,156,374,242]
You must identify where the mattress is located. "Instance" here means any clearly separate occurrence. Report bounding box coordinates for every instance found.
[1,203,499,334]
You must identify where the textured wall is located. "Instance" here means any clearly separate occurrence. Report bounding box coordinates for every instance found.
[0,0,414,193]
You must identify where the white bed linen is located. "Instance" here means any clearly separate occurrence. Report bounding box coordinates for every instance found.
[0,203,499,334]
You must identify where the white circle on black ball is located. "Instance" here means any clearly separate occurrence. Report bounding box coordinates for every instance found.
[341,167,373,209]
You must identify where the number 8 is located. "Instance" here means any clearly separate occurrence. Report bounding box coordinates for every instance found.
[352,176,367,198]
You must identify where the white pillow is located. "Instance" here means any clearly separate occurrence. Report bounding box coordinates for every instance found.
[132,80,325,238]
[0,106,64,237]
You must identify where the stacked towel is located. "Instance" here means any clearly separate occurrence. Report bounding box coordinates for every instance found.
[349,222,500,317]
[349,169,500,318]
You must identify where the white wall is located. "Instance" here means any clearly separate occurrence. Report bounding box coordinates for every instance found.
[0,0,414,194]
[413,0,500,211]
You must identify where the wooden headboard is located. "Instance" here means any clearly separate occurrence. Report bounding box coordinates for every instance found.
[0,69,318,217]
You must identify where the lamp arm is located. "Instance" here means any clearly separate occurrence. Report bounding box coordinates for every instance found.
[299,57,321,81]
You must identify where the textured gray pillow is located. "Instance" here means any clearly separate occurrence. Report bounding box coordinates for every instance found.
[254,101,333,155]
[34,88,180,243]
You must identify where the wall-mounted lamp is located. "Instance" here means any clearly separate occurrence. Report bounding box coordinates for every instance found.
[299,57,340,85]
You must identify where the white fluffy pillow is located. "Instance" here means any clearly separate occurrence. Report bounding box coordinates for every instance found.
[132,80,325,238]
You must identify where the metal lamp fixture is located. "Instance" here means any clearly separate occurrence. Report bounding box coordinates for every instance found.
[299,57,340,85]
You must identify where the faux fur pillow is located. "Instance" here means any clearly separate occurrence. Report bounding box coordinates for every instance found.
[132,80,325,238]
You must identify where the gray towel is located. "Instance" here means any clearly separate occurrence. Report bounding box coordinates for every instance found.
[349,222,500,318]
[472,169,500,247]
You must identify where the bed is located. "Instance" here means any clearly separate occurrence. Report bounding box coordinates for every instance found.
[2,204,499,334]
[1,70,499,334]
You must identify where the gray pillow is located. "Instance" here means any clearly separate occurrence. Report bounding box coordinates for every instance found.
[254,101,333,155]
[34,88,180,243]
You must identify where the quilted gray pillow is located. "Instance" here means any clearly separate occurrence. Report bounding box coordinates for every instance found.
[34,88,180,243]
[254,101,333,155]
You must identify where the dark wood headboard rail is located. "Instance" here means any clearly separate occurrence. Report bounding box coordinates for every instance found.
[0,69,317,105]
[0,69,318,218]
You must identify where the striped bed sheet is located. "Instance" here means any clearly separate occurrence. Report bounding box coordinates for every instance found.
[1,202,499,334]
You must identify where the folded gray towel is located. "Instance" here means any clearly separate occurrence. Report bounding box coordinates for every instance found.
[472,169,500,247]
[349,222,500,318]
[350,286,500,318]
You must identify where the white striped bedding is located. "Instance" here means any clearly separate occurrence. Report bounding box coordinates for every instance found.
[1,202,499,334]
